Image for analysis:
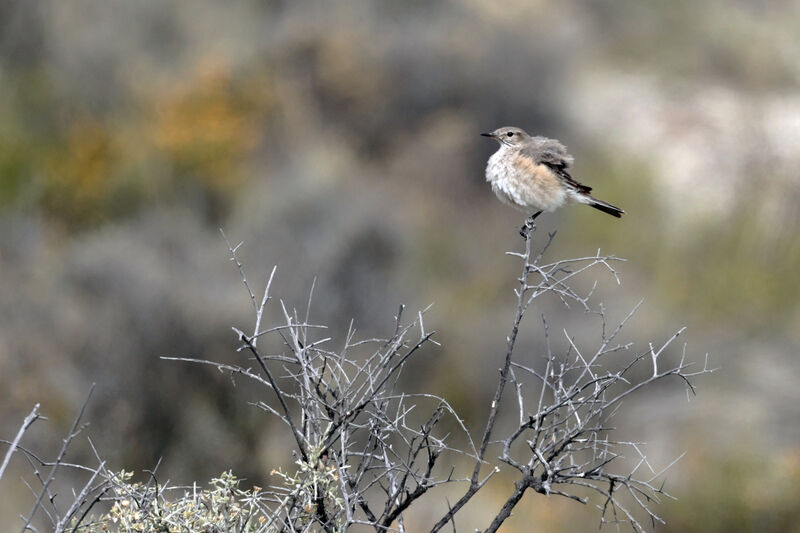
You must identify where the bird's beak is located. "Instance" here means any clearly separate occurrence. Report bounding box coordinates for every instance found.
[480,132,495,138]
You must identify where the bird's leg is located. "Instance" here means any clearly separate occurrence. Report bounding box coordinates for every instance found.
[519,211,542,239]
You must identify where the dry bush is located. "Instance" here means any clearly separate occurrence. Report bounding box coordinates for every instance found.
[1,223,711,532]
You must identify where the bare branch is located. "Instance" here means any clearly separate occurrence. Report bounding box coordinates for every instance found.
[0,404,42,481]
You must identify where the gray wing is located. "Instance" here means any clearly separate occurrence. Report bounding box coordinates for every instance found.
[522,137,592,195]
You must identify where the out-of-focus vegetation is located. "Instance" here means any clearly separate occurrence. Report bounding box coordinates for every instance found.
[661,450,800,533]
[1,0,799,530]
[2,59,266,227]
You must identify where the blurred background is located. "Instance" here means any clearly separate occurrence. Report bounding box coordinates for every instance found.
[1,1,799,530]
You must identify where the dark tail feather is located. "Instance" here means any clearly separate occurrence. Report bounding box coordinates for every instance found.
[588,197,624,218]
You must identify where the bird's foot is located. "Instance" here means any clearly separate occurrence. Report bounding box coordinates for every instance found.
[519,212,542,239]
[519,218,534,239]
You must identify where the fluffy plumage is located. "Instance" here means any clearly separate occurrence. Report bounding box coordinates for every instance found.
[482,127,623,218]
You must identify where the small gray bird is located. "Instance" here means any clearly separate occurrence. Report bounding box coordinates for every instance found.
[482,127,623,231]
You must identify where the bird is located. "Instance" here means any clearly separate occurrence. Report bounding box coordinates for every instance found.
[481,127,623,235]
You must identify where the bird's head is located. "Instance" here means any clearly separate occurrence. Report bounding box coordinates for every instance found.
[481,126,531,147]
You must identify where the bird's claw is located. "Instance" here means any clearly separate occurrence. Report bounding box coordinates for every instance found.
[519,218,535,239]
[519,211,542,239]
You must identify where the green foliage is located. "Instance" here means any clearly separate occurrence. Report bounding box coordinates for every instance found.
[73,456,347,532]
[269,453,345,531]
[85,471,267,532]
[70,471,272,533]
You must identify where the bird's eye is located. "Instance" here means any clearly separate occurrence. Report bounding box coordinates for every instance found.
[507,132,514,137]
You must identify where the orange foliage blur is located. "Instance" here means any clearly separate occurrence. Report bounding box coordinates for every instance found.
[151,60,264,190]
[43,118,118,225]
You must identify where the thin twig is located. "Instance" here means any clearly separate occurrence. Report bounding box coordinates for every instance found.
[0,404,41,481]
